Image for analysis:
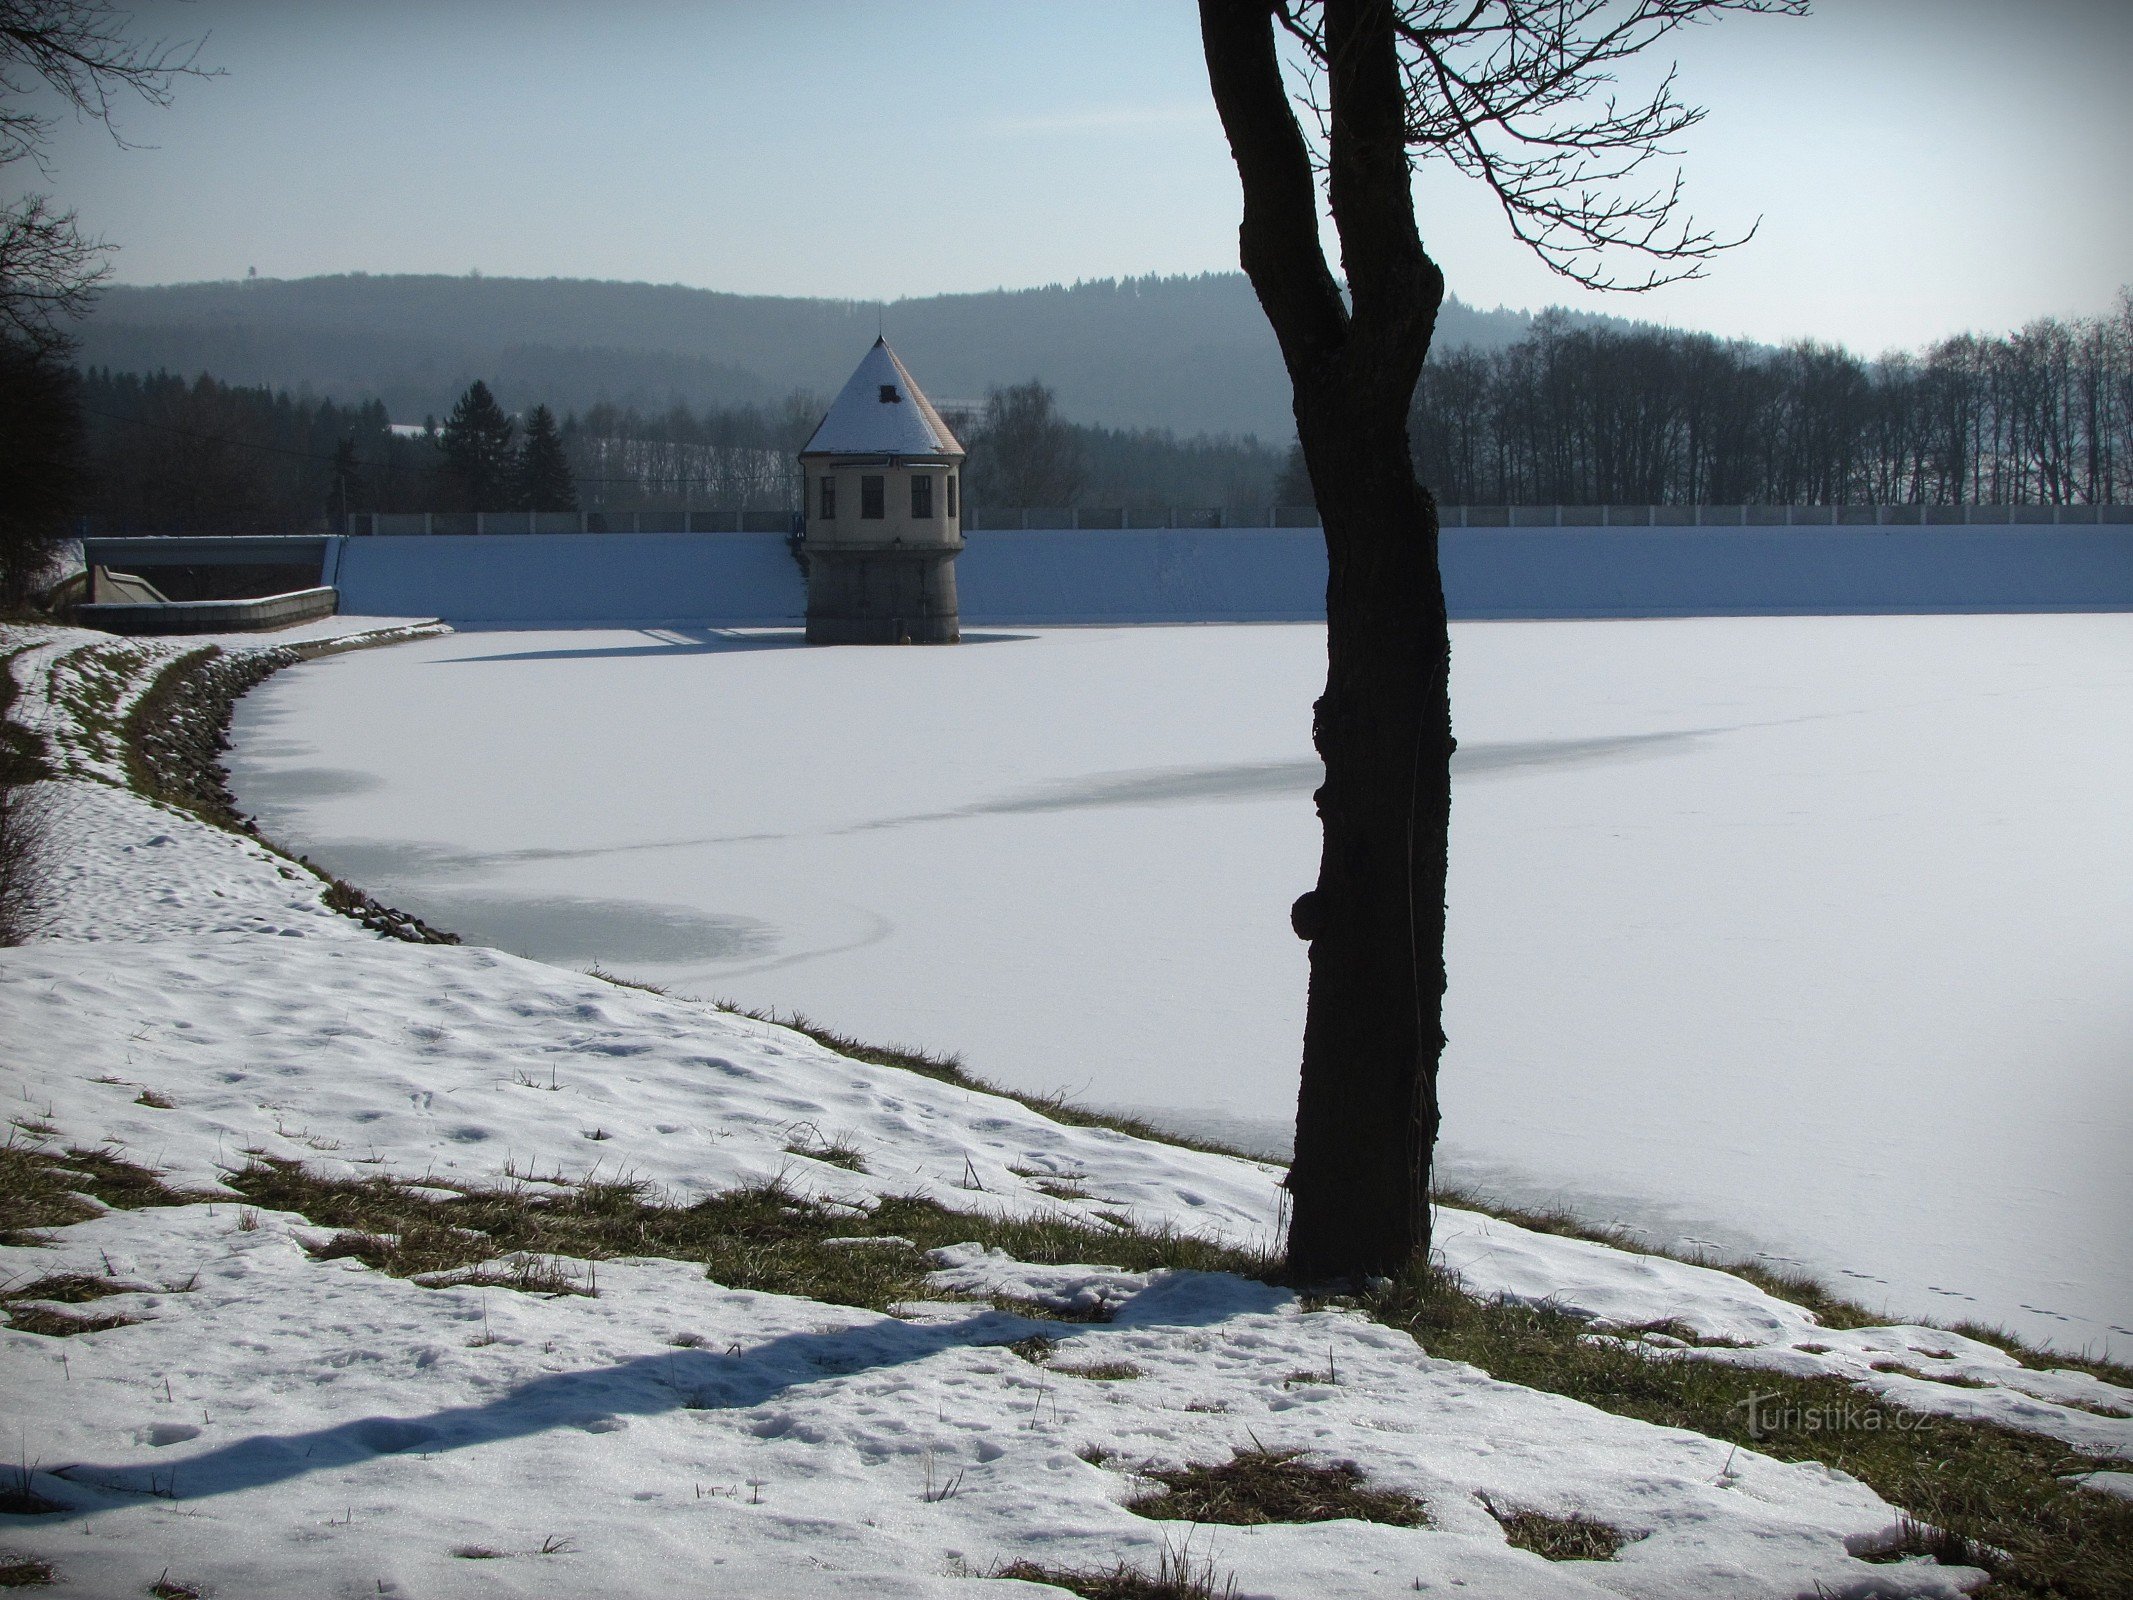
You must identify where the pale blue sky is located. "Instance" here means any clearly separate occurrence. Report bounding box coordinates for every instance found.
[27,0,2133,353]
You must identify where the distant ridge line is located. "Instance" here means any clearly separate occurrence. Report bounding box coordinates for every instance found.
[75,272,1630,443]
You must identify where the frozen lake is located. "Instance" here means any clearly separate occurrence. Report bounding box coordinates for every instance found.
[229,617,2133,1357]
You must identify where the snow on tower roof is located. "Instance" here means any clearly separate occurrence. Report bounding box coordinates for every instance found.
[801,339,964,458]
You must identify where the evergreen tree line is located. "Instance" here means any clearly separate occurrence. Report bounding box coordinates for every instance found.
[67,367,1285,531]
[76,368,438,533]
[74,370,583,531]
[1409,297,2133,507]
[57,291,2133,541]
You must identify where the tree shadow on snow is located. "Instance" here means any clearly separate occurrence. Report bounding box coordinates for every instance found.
[36,1270,1272,1513]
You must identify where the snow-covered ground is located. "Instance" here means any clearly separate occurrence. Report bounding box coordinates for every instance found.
[17,622,2125,1595]
[225,617,2133,1360]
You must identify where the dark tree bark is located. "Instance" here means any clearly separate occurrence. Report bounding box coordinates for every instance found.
[1202,0,1450,1281]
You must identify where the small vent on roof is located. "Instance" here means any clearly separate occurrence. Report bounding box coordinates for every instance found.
[879,384,901,403]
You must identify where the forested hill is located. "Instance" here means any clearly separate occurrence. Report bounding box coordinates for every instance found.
[75,272,1586,441]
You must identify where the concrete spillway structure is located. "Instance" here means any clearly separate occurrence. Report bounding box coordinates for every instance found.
[797,340,965,644]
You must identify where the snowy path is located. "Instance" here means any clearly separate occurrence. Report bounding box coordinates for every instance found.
[226,617,2133,1356]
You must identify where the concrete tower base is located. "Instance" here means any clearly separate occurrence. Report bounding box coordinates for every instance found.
[804,547,961,644]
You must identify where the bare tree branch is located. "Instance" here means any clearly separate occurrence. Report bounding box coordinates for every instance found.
[0,189,101,350]
[1,0,213,172]
[0,1,212,350]
[1280,0,1806,292]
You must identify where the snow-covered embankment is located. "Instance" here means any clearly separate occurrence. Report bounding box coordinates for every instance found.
[3,621,2117,1597]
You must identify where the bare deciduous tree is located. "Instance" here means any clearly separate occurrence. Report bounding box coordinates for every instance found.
[970,379,1085,509]
[1199,0,1798,1281]
[2,0,211,353]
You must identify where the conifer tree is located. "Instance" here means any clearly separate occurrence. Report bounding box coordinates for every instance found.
[515,403,577,512]
[437,380,516,511]
[0,338,81,608]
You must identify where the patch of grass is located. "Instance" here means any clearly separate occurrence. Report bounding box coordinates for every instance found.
[56,1145,195,1211]
[1433,1183,2133,1382]
[0,651,50,787]
[716,1003,1269,1164]
[1430,1182,1892,1333]
[1355,1267,2133,1600]
[1,1273,123,1305]
[1005,1333,1058,1364]
[1126,1448,1426,1528]
[1482,1500,1629,1561]
[0,1555,54,1588]
[781,1125,868,1173]
[0,1266,159,1333]
[2,1303,141,1337]
[721,1004,974,1086]
[148,1572,201,1599]
[0,782,50,949]
[0,654,52,947]
[40,637,168,780]
[211,1155,2133,1594]
[1281,1364,1340,1388]
[1857,1515,1999,1569]
[122,646,267,827]
[1872,1360,1992,1389]
[1945,1320,2133,1392]
[1030,1180,1094,1201]
[586,964,668,996]
[131,1089,174,1110]
[1053,1360,1142,1381]
[0,1142,192,1244]
[450,1545,506,1560]
[306,1229,592,1297]
[2057,1398,2133,1420]
[991,1541,1235,1600]
[225,1159,1270,1316]
[0,1462,61,1516]
[990,1293,1114,1325]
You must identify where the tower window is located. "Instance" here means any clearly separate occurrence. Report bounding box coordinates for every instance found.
[879,384,900,403]
[947,473,958,518]
[860,475,885,519]
[911,473,934,519]
[818,476,836,519]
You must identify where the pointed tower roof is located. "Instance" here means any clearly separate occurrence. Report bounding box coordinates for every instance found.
[801,339,964,458]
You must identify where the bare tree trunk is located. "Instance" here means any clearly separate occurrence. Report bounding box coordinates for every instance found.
[1201,0,1450,1281]
[1287,401,1451,1278]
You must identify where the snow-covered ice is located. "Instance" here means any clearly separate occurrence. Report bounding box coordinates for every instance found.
[11,620,2101,1596]
[225,617,2133,1358]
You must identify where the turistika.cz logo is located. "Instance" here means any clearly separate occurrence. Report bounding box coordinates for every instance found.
[1733,1391,1928,1440]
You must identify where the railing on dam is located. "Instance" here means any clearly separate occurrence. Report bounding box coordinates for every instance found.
[347,504,2133,537]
